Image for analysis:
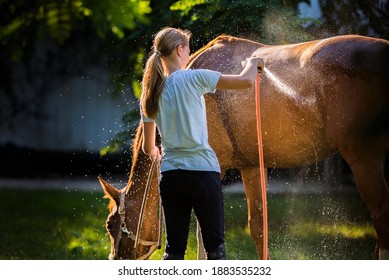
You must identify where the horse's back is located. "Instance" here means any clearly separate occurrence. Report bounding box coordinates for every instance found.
[190,34,389,169]
[307,35,389,76]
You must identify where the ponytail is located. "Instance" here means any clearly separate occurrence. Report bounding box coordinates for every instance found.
[141,52,164,119]
[141,27,191,119]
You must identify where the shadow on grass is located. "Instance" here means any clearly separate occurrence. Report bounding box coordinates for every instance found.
[0,188,376,260]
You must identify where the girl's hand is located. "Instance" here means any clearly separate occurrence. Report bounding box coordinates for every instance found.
[248,56,265,72]
[150,146,161,162]
[241,56,265,73]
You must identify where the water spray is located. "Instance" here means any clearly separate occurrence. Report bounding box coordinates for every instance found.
[263,68,316,105]
[243,56,316,106]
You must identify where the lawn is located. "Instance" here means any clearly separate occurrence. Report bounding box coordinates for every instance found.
[0,187,376,260]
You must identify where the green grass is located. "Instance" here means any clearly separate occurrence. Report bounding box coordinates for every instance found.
[0,187,376,260]
[0,188,109,259]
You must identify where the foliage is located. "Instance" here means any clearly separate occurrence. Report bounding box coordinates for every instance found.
[305,0,389,38]
[0,0,152,132]
[0,0,151,61]
[1,0,388,153]
[0,0,312,153]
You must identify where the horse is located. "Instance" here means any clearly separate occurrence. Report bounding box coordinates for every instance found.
[98,125,162,260]
[99,34,389,260]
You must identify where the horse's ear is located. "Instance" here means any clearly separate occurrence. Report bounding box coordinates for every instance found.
[98,176,120,204]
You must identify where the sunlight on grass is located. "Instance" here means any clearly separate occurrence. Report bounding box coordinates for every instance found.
[117,192,376,260]
[67,227,109,259]
[0,189,376,259]
[226,226,257,259]
[291,222,376,239]
[336,224,376,239]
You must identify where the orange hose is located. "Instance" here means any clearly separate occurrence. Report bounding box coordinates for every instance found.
[255,73,268,260]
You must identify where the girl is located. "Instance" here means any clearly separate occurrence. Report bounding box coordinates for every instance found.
[140,27,264,260]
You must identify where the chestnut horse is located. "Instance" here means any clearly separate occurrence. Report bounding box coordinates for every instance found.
[98,125,161,260]
[99,34,389,259]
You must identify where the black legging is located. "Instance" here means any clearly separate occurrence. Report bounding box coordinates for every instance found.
[159,169,224,257]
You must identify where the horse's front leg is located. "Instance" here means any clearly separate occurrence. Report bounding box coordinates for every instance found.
[240,167,269,259]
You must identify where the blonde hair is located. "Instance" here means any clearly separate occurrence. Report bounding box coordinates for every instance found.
[140,27,191,118]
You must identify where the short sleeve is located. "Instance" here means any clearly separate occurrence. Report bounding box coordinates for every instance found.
[192,69,221,95]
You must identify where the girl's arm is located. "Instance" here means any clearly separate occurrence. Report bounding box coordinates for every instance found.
[142,121,161,162]
[216,56,264,90]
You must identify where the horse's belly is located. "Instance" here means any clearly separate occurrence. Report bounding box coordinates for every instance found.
[208,91,335,169]
[263,133,335,168]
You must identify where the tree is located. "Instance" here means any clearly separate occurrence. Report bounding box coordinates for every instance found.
[100,0,316,153]
[0,0,318,153]
[0,0,152,130]
[307,0,389,39]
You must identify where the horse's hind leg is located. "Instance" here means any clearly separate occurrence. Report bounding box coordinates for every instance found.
[340,142,389,259]
[377,150,389,259]
[240,167,268,259]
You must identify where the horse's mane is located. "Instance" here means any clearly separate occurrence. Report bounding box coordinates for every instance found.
[104,123,143,210]
[189,35,240,63]
[125,122,143,191]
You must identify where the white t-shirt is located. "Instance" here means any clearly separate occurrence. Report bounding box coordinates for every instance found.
[141,69,222,172]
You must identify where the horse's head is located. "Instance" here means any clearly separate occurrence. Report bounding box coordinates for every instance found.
[98,123,161,259]
[98,173,161,260]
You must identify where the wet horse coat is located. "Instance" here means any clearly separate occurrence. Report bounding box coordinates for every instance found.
[189,35,389,259]
[100,34,389,259]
